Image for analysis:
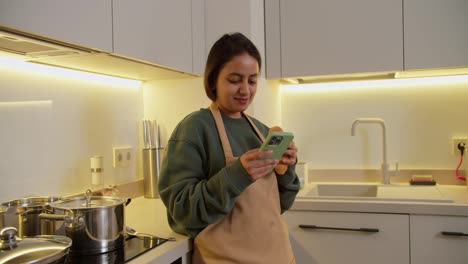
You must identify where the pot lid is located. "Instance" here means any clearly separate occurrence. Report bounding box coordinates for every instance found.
[0,227,72,264]
[1,196,62,208]
[50,196,127,210]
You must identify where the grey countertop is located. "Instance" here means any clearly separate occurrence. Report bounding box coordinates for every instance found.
[125,197,192,264]
[123,184,468,263]
[292,183,468,216]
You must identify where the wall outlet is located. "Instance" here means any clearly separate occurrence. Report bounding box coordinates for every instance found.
[113,147,133,168]
[452,137,467,156]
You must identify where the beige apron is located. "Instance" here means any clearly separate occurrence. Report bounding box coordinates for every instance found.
[192,103,295,264]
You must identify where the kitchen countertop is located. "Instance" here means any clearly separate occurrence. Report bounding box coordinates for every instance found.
[292,183,468,216]
[123,184,468,263]
[125,196,192,264]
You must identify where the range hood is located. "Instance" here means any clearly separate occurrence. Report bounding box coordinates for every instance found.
[0,25,197,81]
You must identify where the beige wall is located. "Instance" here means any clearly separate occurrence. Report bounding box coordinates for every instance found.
[0,60,142,201]
[142,77,280,145]
[3,58,468,202]
[143,74,468,176]
[281,76,468,172]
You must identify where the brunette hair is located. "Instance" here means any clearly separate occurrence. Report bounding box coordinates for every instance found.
[204,32,261,101]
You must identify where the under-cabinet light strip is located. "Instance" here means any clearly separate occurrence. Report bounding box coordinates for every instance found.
[0,100,52,106]
[282,74,468,93]
[0,57,142,89]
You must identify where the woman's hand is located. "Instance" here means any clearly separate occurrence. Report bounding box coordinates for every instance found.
[240,149,278,181]
[279,141,298,166]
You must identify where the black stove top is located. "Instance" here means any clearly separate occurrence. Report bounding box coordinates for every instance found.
[65,235,168,264]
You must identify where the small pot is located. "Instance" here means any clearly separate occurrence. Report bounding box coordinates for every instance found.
[1,196,62,238]
[40,191,131,255]
[0,226,72,264]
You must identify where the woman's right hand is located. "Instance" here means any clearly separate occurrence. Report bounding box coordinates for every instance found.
[240,149,279,180]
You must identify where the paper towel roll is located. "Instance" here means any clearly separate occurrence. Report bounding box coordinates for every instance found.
[90,156,103,169]
[90,156,103,186]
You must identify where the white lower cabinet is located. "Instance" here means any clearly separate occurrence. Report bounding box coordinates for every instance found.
[283,211,410,264]
[410,215,468,264]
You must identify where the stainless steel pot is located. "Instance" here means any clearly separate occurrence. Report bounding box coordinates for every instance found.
[40,191,131,255]
[1,196,62,238]
[0,226,72,264]
[0,206,5,231]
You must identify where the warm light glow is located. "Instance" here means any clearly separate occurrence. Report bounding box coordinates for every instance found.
[0,100,52,106]
[281,74,468,93]
[0,57,142,89]
[395,67,468,78]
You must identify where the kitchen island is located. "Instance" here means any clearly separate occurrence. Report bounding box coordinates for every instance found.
[126,197,192,264]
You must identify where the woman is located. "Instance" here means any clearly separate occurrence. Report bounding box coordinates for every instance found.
[158,32,299,264]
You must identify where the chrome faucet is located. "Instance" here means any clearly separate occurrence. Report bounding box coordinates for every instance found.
[351,118,398,184]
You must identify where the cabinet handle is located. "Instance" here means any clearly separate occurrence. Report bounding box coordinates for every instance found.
[299,224,379,233]
[441,231,468,237]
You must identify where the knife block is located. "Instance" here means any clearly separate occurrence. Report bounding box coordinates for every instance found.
[142,147,163,198]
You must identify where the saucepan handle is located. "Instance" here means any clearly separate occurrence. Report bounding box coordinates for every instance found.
[38,213,68,221]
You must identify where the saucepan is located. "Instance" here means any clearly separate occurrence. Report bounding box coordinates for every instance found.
[39,189,131,255]
[1,196,62,238]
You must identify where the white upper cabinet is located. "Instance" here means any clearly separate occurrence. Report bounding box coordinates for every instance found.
[265,0,404,79]
[404,0,468,70]
[204,0,254,54]
[113,0,200,74]
[0,0,113,52]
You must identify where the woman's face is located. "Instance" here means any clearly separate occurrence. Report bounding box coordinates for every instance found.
[215,53,259,118]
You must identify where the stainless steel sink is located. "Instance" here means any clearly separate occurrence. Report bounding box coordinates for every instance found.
[298,183,454,203]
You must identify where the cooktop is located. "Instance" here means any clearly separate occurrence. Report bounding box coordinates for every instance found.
[65,235,168,264]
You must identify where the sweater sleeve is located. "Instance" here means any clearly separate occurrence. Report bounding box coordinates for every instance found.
[276,164,300,213]
[158,137,254,238]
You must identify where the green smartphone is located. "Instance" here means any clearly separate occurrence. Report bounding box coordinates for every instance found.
[259,131,294,160]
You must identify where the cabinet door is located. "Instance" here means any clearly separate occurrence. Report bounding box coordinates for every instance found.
[113,0,193,73]
[284,211,409,264]
[0,0,112,51]
[404,0,468,70]
[411,215,468,264]
[265,0,403,78]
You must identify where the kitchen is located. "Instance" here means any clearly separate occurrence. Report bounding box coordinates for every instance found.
[1,0,468,263]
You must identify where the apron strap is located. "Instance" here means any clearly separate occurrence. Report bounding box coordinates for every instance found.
[243,114,266,142]
[209,103,266,161]
[209,103,234,160]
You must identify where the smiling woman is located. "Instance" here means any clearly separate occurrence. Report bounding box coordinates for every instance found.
[0,57,142,89]
[158,32,300,264]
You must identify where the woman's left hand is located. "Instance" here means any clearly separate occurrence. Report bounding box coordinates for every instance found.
[279,141,298,166]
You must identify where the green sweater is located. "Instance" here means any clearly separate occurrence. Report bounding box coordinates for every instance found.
[158,108,300,238]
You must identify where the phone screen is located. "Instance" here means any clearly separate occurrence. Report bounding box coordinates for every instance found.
[259,131,294,160]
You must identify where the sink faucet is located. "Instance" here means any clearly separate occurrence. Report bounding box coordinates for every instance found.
[351,118,399,184]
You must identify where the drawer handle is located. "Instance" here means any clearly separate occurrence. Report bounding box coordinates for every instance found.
[299,224,379,233]
[441,231,468,237]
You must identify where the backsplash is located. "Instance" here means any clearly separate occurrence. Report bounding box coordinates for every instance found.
[2,58,468,202]
[0,60,143,201]
[281,75,468,184]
